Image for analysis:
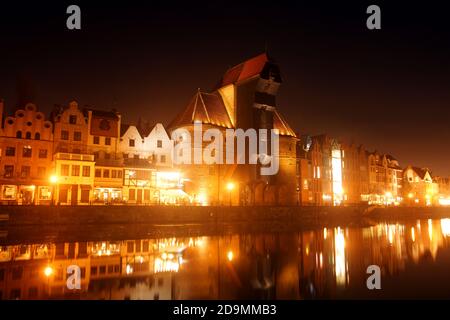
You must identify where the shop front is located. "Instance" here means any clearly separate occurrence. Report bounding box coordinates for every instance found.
[93,187,123,204]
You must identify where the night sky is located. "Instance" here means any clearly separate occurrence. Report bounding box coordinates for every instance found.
[0,1,449,175]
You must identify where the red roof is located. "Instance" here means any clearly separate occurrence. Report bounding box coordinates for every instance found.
[219,53,269,87]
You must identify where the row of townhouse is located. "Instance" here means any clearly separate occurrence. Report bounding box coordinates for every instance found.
[296,134,450,206]
[0,100,187,205]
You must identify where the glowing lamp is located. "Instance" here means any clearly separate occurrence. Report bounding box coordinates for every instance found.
[49,175,58,184]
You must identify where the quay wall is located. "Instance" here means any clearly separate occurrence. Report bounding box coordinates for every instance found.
[1,205,449,226]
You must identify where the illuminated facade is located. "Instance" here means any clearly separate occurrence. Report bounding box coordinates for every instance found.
[169,53,298,206]
[368,152,403,205]
[52,101,94,204]
[0,102,54,204]
[403,166,439,206]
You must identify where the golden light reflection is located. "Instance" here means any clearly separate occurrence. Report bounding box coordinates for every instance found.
[441,219,450,237]
[227,250,234,262]
[428,219,433,241]
[44,266,53,277]
[334,227,347,286]
[411,227,415,242]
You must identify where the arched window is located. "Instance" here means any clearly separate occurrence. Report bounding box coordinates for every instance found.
[16,131,22,138]
[35,132,41,140]
[26,132,31,139]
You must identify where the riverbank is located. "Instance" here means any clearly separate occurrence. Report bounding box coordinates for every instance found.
[0,205,449,227]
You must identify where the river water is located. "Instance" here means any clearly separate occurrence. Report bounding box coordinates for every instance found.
[1,216,450,300]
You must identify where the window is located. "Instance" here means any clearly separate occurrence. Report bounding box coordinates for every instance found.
[37,167,46,178]
[20,166,30,178]
[112,170,117,178]
[60,130,69,140]
[69,115,77,124]
[12,267,23,280]
[95,169,101,178]
[82,166,90,177]
[4,165,14,178]
[117,170,123,178]
[103,170,110,178]
[105,137,111,145]
[72,165,80,176]
[61,164,70,176]
[129,189,136,201]
[35,132,40,140]
[160,155,166,163]
[129,139,135,147]
[74,131,82,141]
[28,287,38,298]
[134,154,139,159]
[93,136,100,144]
[38,149,47,158]
[6,147,15,156]
[127,241,134,253]
[93,152,99,160]
[157,140,162,148]
[16,131,22,138]
[123,153,128,159]
[90,266,97,276]
[99,266,106,275]
[22,146,32,158]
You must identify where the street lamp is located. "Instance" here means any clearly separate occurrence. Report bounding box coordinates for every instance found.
[226,182,234,206]
[44,266,54,277]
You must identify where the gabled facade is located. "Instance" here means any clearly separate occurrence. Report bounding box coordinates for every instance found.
[403,166,439,206]
[0,102,54,204]
[367,152,403,205]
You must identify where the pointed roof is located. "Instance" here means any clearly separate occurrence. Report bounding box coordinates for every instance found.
[169,90,233,129]
[273,110,296,137]
[411,167,430,180]
[218,53,279,88]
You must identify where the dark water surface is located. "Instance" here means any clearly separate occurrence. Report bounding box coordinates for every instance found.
[1,216,450,300]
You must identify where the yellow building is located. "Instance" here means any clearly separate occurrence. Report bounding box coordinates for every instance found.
[53,152,95,205]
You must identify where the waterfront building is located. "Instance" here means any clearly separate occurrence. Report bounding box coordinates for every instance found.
[169,53,298,206]
[403,166,439,206]
[0,102,54,204]
[52,101,95,204]
[84,108,124,203]
[367,152,403,205]
[340,143,369,204]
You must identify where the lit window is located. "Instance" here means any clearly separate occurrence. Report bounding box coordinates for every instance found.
[38,149,47,158]
[82,166,90,177]
[22,146,32,158]
[72,165,80,176]
[61,165,70,176]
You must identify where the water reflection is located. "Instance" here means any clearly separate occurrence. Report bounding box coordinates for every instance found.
[1,218,450,300]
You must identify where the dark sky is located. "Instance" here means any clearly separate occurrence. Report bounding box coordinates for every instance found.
[0,1,449,175]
